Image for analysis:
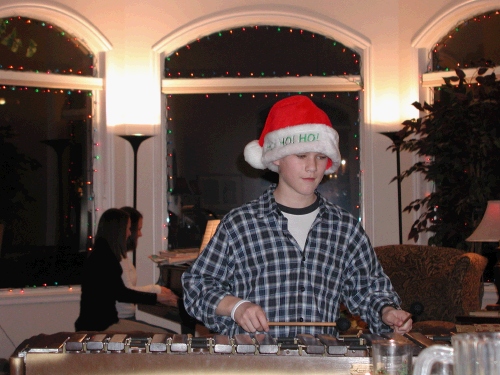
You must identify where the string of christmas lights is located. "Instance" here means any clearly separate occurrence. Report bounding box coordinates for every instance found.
[164,25,360,79]
[0,85,89,94]
[165,101,174,248]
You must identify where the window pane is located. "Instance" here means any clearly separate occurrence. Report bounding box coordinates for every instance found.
[165,26,360,78]
[166,93,360,249]
[432,11,500,71]
[0,86,93,288]
[0,16,94,76]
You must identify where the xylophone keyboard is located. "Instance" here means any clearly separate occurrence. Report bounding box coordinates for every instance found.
[10,331,445,375]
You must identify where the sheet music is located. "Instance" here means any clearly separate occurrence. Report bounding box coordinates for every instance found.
[149,219,221,265]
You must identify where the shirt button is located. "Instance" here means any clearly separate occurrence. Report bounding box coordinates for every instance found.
[300,286,305,292]
[299,317,304,322]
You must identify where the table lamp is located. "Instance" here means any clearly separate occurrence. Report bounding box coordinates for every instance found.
[466,200,500,307]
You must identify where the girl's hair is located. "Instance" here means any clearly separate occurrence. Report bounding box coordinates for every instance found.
[95,208,130,261]
[120,206,143,253]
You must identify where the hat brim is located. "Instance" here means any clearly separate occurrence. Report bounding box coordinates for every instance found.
[245,124,341,174]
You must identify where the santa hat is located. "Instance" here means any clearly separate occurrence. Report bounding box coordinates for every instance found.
[244,95,341,174]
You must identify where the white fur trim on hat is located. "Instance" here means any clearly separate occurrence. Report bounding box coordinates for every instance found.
[244,123,341,174]
[243,140,266,170]
[264,123,340,174]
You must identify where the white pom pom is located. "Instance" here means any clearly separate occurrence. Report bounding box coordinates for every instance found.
[244,140,265,170]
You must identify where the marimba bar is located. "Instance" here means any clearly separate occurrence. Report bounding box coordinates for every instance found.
[10,331,440,375]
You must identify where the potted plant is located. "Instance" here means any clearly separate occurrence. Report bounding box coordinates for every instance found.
[390,65,500,250]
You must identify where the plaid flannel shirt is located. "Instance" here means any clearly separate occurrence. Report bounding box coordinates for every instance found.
[182,185,400,337]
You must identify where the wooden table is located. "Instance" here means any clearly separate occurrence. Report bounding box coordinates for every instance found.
[455,315,500,325]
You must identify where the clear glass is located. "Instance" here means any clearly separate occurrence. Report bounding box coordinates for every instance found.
[371,340,413,375]
[413,332,500,375]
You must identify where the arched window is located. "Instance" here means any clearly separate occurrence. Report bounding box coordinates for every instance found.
[421,10,500,88]
[0,15,105,288]
[432,10,500,71]
[162,26,362,250]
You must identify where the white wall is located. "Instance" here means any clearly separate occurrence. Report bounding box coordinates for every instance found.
[0,287,80,359]
[1,0,494,361]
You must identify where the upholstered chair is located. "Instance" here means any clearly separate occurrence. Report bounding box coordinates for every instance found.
[374,244,488,334]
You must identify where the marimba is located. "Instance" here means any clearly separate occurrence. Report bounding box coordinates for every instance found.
[10,331,445,375]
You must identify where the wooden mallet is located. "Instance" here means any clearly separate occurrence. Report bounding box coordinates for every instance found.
[268,317,352,332]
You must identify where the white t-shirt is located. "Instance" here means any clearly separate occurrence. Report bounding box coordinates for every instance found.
[277,199,320,251]
[116,252,161,319]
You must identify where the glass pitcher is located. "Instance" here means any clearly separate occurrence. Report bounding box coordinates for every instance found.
[412,332,500,375]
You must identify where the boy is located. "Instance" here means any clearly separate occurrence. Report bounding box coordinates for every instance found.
[182,95,411,337]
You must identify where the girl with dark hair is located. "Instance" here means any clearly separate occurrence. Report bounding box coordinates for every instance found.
[75,208,175,332]
[117,206,178,320]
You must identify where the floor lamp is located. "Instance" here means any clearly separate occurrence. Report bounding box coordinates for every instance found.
[380,131,403,245]
[118,134,153,266]
[41,139,71,246]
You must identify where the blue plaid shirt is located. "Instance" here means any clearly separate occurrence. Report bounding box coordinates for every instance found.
[182,185,400,337]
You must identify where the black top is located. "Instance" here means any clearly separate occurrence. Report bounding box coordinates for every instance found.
[75,238,157,331]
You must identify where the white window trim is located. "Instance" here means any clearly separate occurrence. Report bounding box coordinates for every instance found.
[161,76,362,94]
[422,66,500,87]
[0,70,103,91]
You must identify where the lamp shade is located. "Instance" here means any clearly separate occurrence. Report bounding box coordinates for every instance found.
[466,200,500,242]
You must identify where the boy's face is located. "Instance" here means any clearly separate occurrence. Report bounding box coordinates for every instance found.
[273,152,329,197]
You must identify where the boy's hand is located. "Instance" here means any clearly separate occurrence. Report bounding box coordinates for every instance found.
[232,301,269,333]
[381,306,412,334]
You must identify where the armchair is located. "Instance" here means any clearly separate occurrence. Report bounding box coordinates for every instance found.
[374,244,487,334]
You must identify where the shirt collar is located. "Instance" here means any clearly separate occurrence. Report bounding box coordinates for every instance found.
[258,184,328,218]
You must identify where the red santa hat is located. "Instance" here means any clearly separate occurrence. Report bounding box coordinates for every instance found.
[244,95,341,174]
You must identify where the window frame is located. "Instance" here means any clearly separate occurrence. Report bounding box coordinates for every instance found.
[0,6,110,293]
[160,45,364,253]
[154,9,375,247]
